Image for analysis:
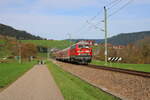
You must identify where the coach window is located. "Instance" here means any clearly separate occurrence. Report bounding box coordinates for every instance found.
[71,45,75,49]
[73,45,76,49]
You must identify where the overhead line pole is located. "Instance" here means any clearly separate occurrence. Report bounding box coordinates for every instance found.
[68,33,72,62]
[47,47,50,60]
[67,33,71,47]
[104,6,108,65]
[18,40,21,63]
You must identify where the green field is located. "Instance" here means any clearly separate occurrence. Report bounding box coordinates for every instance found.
[22,40,73,49]
[91,60,150,72]
[0,40,5,44]
[37,53,47,58]
[47,61,118,100]
[0,61,36,88]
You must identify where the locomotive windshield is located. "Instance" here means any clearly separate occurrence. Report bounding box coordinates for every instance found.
[78,45,89,48]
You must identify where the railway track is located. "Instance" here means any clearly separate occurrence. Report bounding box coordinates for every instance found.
[83,64,150,78]
[53,60,150,100]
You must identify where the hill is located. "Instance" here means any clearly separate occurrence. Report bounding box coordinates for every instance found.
[0,23,43,40]
[106,31,150,45]
[69,31,150,45]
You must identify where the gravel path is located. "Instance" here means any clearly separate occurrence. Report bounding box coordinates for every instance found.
[53,60,150,100]
[0,65,64,100]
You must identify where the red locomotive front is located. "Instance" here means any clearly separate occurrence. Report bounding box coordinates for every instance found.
[70,42,92,64]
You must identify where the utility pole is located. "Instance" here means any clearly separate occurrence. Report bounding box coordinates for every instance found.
[47,47,50,60]
[104,6,108,65]
[18,40,21,63]
[67,33,72,47]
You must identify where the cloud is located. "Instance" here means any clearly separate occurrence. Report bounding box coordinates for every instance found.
[32,0,103,10]
[0,0,149,40]
[0,0,29,7]
[109,18,150,37]
[133,0,150,4]
[0,0,103,11]
[0,13,90,39]
[1,0,150,10]
[0,12,150,40]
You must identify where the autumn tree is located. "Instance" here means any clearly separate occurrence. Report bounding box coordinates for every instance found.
[21,43,37,59]
[136,37,150,64]
[94,36,150,64]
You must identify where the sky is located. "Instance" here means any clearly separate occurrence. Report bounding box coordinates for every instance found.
[0,0,150,40]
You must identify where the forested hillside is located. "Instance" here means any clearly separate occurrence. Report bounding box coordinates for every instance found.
[70,31,150,45]
[0,23,43,40]
[106,31,150,45]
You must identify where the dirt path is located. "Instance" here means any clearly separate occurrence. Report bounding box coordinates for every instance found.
[0,65,64,100]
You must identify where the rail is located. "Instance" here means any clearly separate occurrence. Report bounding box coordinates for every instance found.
[83,64,150,78]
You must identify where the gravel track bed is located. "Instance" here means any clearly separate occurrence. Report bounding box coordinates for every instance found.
[52,60,150,100]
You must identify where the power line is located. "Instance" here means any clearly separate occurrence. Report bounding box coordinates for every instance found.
[108,0,134,17]
[72,0,134,39]
[72,9,103,35]
[72,1,118,36]
[73,22,90,35]
[86,20,101,30]
[107,0,123,10]
[73,0,123,35]
[88,9,103,22]
[106,0,122,7]
[88,0,123,22]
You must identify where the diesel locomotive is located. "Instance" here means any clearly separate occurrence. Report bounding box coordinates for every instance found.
[54,41,93,64]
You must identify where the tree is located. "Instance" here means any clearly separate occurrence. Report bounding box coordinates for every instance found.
[21,43,37,59]
[136,37,150,64]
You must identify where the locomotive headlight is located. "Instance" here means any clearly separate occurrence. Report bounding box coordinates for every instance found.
[85,50,90,52]
[77,50,81,53]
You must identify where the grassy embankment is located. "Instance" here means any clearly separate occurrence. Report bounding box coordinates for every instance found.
[47,61,119,100]
[91,60,150,72]
[22,40,72,49]
[0,61,36,88]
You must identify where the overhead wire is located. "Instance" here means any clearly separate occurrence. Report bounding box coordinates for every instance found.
[72,0,116,35]
[108,0,134,17]
[86,20,101,30]
[106,0,122,7]
[72,8,103,36]
[107,0,123,10]
[72,0,134,39]
[88,8,104,22]
[81,0,125,32]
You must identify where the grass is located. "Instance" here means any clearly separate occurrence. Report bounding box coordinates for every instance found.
[0,40,5,44]
[37,53,47,59]
[22,40,73,49]
[0,61,36,88]
[91,60,150,72]
[47,61,118,100]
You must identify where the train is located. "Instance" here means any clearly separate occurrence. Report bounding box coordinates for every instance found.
[54,41,93,64]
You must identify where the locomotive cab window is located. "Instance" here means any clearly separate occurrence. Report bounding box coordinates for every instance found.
[78,45,89,48]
